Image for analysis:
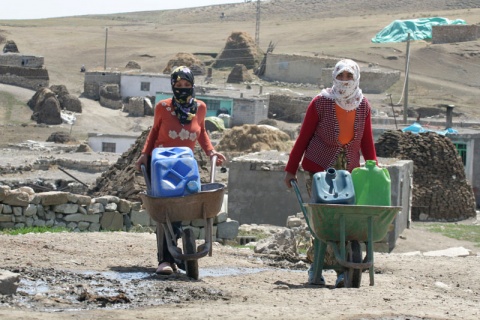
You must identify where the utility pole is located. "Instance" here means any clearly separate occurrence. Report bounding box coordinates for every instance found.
[255,0,261,46]
[104,27,108,70]
[403,33,411,124]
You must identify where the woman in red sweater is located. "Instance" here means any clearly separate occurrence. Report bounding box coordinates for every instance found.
[136,66,226,275]
[283,59,377,287]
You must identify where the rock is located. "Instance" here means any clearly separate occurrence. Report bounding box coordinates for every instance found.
[217,219,240,239]
[254,229,297,256]
[0,269,20,295]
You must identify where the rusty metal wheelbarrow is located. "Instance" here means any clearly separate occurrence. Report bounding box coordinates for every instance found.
[139,156,225,279]
[291,180,400,288]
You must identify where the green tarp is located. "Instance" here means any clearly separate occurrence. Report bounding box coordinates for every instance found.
[371,17,466,43]
[205,116,226,132]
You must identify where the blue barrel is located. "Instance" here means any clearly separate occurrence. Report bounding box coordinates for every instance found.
[311,168,355,205]
[151,147,201,197]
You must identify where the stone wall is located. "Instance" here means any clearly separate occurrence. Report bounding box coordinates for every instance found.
[320,67,401,94]
[0,65,49,90]
[264,53,399,93]
[0,53,44,68]
[432,25,479,44]
[264,54,338,85]
[231,97,269,126]
[0,186,238,241]
[83,71,121,100]
[268,94,312,123]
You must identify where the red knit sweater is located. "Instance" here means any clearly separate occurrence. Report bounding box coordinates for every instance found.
[285,95,377,174]
[142,98,214,156]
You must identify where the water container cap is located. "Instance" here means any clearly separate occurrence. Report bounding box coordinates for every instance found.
[366,160,377,168]
[186,180,200,193]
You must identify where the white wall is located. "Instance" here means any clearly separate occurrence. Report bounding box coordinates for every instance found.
[88,134,138,154]
[120,74,171,99]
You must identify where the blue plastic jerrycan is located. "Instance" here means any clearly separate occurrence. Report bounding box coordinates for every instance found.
[150,147,201,197]
[351,160,391,206]
[311,168,355,204]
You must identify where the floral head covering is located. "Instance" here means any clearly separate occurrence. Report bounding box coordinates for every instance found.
[171,66,195,89]
[320,59,364,111]
[170,66,197,124]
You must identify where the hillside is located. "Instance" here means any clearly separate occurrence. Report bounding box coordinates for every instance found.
[0,0,479,146]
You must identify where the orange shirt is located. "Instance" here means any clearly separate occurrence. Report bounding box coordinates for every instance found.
[142,98,214,156]
[336,103,356,145]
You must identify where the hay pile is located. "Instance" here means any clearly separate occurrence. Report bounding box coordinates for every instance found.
[163,52,206,75]
[375,130,476,221]
[212,31,262,69]
[216,124,292,153]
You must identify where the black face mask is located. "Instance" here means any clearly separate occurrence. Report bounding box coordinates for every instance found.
[173,87,194,104]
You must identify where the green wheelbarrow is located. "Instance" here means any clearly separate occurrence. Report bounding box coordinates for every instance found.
[291,180,400,288]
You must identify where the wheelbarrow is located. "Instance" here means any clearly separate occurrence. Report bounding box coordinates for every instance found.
[139,156,225,280]
[291,180,400,288]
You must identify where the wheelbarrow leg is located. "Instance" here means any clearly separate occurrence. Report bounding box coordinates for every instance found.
[367,216,374,286]
[310,238,327,285]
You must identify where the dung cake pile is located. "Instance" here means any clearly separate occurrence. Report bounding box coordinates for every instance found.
[216,124,293,155]
[375,130,476,221]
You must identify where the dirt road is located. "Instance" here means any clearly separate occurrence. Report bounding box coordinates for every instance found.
[0,223,478,320]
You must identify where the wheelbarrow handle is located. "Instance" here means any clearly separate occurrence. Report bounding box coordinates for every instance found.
[291,179,305,210]
[140,164,151,195]
[291,179,315,236]
[210,155,218,184]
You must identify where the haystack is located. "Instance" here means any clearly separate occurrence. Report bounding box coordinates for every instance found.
[163,52,206,75]
[213,31,263,69]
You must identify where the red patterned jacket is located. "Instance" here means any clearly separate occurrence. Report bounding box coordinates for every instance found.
[285,95,377,174]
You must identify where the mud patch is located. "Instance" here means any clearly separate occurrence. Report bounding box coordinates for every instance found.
[1,267,230,311]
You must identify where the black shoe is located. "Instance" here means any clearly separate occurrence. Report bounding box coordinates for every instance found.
[335,274,345,288]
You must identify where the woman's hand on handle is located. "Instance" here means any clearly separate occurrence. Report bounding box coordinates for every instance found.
[207,150,226,166]
[284,172,297,188]
[135,154,148,172]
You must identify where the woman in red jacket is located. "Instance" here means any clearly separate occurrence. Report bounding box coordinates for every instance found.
[136,66,226,275]
[283,59,377,287]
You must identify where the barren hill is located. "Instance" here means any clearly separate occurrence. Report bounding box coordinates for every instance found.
[0,0,479,146]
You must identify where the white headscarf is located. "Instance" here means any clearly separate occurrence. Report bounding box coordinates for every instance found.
[320,59,364,111]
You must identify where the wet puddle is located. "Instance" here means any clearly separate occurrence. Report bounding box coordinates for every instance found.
[1,266,295,312]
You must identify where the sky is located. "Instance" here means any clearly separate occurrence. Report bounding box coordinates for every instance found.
[0,0,246,20]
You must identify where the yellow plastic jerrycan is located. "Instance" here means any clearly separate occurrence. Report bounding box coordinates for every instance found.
[351,160,391,206]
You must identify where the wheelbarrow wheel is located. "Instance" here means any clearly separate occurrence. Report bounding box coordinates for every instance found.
[345,240,362,288]
[182,228,199,280]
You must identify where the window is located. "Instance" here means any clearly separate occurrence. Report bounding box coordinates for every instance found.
[453,143,467,166]
[202,99,221,112]
[102,142,116,153]
[140,82,150,91]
